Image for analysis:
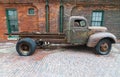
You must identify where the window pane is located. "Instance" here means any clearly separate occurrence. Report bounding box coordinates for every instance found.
[92,22,95,26]
[10,21,18,32]
[8,10,17,20]
[8,10,14,16]
[96,12,99,16]
[97,22,101,26]
[93,12,96,16]
[92,22,94,26]
[95,22,98,26]
[96,16,102,21]
[92,17,95,21]
[98,13,102,17]
[28,8,35,15]
[96,16,99,21]
[9,20,17,25]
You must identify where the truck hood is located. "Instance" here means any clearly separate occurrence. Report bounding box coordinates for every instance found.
[88,26,107,32]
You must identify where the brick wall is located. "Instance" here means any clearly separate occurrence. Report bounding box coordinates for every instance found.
[0,4,40,40]
[49,3,60,33]
[0,1,120,40]
[17,5,39,32]
[105,10,120,39]
[0,5,8,40]
[0,2,61,40]
[33,3,46,32]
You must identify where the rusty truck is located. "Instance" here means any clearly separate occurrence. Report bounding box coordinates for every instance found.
[6,16,117,56]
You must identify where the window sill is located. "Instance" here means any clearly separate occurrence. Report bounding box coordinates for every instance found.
[7,37,19,40]
[27,14,36,16]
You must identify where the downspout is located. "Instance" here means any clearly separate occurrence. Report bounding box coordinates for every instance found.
[45,0,49,32]
[59,0,64,33]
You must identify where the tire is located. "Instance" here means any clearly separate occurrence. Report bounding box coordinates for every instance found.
[16,38,36,56]
[95,39,112,55]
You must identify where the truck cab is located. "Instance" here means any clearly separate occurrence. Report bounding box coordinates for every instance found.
[66,16,117,55]
[66,16,89,45]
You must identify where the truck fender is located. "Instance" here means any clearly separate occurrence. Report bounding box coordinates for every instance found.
[87,32,117,47]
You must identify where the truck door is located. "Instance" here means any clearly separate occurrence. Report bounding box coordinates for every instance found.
[70,19,89,44]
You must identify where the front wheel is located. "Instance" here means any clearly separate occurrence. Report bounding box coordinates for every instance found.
[95,39,112,55]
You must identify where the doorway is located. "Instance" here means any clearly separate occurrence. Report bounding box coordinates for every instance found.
[6,9,19,39]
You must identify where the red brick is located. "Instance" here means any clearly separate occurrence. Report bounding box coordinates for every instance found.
[0,1,120,40]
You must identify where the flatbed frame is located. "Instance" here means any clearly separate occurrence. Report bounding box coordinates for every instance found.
[5,32,67,44]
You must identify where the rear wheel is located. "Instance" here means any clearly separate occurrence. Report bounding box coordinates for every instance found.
[16,38,36,56]
[95,39,112,55]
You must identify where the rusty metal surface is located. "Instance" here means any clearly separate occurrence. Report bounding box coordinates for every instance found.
[70,28,89,44]
[42,39,67,44]
[87,32,117,47]
[66,16,117,46]
[66,16,89,44]
[5,32,67,44]
[5,32,65,35]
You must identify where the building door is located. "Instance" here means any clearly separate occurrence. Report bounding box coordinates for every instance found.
[6,9,19,38]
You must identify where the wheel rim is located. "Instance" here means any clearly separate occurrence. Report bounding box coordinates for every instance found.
[100,42,109,52]
[19,43,30,55]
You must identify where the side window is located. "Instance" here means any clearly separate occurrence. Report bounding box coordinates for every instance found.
[74,20,86,27]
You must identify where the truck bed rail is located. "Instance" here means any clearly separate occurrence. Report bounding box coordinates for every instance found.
[5,32,67,43]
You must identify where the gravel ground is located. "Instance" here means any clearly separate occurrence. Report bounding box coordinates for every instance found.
[0,43,120,77]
